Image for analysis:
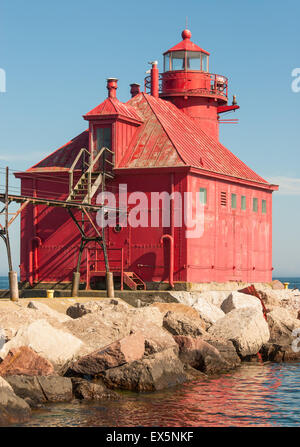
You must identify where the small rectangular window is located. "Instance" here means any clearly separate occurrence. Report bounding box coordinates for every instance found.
[220,191,227,206]
[262,199,267,214]
[97,127,111,151]
[253,198,258,212]
[241,195,246,210]
[231,193,237,209]
[199,187,207,204]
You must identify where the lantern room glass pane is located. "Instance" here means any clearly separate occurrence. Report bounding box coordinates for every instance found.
[186,51,201,70]
[201,54,208,72]
[164,53,170,72]
[171,51,185,70]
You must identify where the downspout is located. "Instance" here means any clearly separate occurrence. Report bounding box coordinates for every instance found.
[29,236,42,286]
[160,173,175,289]
[160,234,174,289]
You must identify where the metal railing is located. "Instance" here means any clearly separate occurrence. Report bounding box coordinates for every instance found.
[144,72,228,99]
[68,147,91,196]
[68,146,114,198]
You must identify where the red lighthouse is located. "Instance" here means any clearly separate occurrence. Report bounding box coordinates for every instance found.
[16,29,278,291]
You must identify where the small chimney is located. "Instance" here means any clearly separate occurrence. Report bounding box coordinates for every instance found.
[107,78,118,98]
[149,61,159,98]
[130,83,140,98]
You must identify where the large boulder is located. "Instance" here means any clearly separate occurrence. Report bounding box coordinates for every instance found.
[66,298,130,319]
[36,376,73,402]
[193,291,230,309]
[5,375,45,406]
[0,346,54,376]
[271,280,284,290]
[221,292,262,314]
[0,307,64,341]
[130,306,164,328]
[101,347,190,392]
[6,375,73,406]
[168,291,227,322]
[71,378,120,400]
[260,342,300,362]
[0,376,31,425]
[208,308,270,357]
[174,335,232,375]
[0,319,84,367]
[150,302,201,320]
[63,308,132,355]
[256,288,300,309]
[27,301,71,323]
[64,305,169,357]
[163,311,206,337]
[202,336,241,368]
[191,299,225,327]
[266,307,300,344]
[65,332,145,377]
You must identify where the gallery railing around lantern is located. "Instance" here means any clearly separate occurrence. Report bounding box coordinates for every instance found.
[144,72,228,101]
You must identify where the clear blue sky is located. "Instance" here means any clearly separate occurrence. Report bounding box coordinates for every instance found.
[0,0,299,276]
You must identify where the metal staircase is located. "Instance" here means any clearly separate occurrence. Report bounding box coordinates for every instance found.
[67,146,114,204]
[123,271,146,290]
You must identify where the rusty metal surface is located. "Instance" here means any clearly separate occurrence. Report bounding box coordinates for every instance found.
[28,92,268,185]
[120,93,268,184]
[28,130,89,171]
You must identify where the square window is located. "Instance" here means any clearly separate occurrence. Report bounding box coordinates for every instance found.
[241,195,246,210]
[253,198,258,212]
[262,199,267,214]
[231,193,237,209]
[200,187,207,204]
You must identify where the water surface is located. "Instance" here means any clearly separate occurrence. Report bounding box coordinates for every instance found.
[16,363,300,427]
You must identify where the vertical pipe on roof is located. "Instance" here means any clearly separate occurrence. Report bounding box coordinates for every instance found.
[130,83,141,98]
[107,78,118,98]
[150,62,159,98]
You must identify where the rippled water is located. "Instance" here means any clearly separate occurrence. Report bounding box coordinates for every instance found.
[15,363,300,427]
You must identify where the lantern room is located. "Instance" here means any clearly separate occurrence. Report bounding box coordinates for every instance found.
[160,29,237,141]
[163,29,209,72]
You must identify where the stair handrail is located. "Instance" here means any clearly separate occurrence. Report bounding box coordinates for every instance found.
[85,147,113,204]
[68,147,91,195]
[85,146,113,174]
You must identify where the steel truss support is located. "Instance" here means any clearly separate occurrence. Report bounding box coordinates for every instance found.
[67,208,113,297]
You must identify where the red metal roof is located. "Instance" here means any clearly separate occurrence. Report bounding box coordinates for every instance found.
[119,93,268,184]
[28,130,88,172]
[28,92,269,186]
[164,30,210,55]
[83,97,143,122]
